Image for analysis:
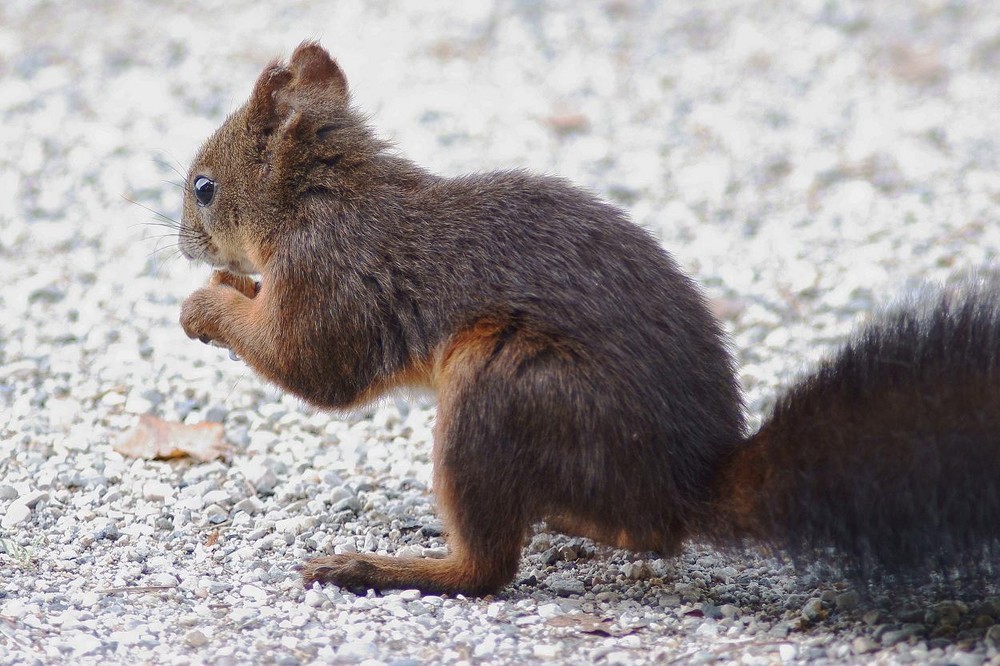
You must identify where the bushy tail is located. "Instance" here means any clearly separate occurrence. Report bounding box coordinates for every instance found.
[712,280,1000,580]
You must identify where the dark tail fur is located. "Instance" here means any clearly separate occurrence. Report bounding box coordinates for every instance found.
[711,281,1000,580]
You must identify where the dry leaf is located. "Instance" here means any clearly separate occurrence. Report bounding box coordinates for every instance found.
[204,530,220,547]
[546,613,646,637]
[115,415,231,462]
[545,113,589,135]
[546,613,615,636]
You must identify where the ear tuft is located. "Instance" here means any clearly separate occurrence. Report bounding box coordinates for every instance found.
[246,62,294,130]
[288,41,349,104]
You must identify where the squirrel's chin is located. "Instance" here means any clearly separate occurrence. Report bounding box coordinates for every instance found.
[219,259,259,277]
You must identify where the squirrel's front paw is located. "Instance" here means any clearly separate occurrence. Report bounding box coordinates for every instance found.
[180,288,225,345]
[210,271,260,299]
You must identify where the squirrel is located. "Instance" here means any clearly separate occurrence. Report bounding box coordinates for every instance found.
[178,41,1000,596]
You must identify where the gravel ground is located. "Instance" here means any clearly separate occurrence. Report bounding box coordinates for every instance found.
[3,1,1000,664]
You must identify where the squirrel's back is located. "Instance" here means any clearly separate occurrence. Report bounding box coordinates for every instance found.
[317,168,748,537]
[715,281,1000,580]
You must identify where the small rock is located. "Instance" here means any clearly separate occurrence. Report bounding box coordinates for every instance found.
[148,573,178,588]
[546,576,585,597]
[244,463,279,496]
[336,640,377,659]
[124,393,153,414]
[0,485,19,500]
[719,604,740,619]
[334,542,358,555]
[533,643,561,658]
[851,636,878,654]
[713,566,739,582]
[204,504,228,524]
[2,502,31,528]
[801,598,825,622]
[927,600,966,626]
[473,636,497,657]
[69,633,103,656]
[836,590,860,611]
[701,603,724,620]
[419,522,444,537]
[331,496,361,513]
[19,490,49,508]
[769,622,791,638]
[948,653,988,666]
[185,629,208,647]
[536,603,561,619]
[94,520,120,541]
[202,489,231,505]
[204,405,228,423]
[240,585,267,604]
[695,621,718,637]
[275,516,315,535]
[422,546,448,559]
[604,651,634,665]
[880,624,921,647]
[142,481,174,502]
[304,590,327,608]
[621,561,650,580]
[558,545,578,562]
[79,591,100,607]
[233,497,263,515]
[659,594,682,608]
[328,486,354,504]
[141,389,165,408]
[540,547,561,565]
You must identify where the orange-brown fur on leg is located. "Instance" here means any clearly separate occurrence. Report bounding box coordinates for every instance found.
[303,322,530,595]
[209,270,259,299]
[545,515,675,554]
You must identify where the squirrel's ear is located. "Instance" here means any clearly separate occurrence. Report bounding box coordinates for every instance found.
[288,41,349,105]
[247,63,294,131]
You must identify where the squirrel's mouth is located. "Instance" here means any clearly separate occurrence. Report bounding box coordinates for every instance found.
[178,234,259,276]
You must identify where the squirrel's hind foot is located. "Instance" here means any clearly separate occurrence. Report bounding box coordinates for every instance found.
[301,551,516,597]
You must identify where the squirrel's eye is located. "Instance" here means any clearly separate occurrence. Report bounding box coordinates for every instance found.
[193,176,216,207]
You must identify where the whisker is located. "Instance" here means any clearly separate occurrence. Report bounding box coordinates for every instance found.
[135,221,191,235]
[147,234,183,254]
[152,152,188,180]
[145,245,187,277]
[121,195,181,225]
[140,234,193,248]
[132,220,180,232]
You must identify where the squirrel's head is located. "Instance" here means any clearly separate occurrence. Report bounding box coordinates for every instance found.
[180,41,376,274]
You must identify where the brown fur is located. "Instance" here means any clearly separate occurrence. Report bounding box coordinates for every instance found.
[178,43,1000,595]
[179,42,744,595]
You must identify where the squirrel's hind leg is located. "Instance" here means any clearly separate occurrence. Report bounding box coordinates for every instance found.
[302,325,545,596]
[546,514,684,555]
[301,429,527,595]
